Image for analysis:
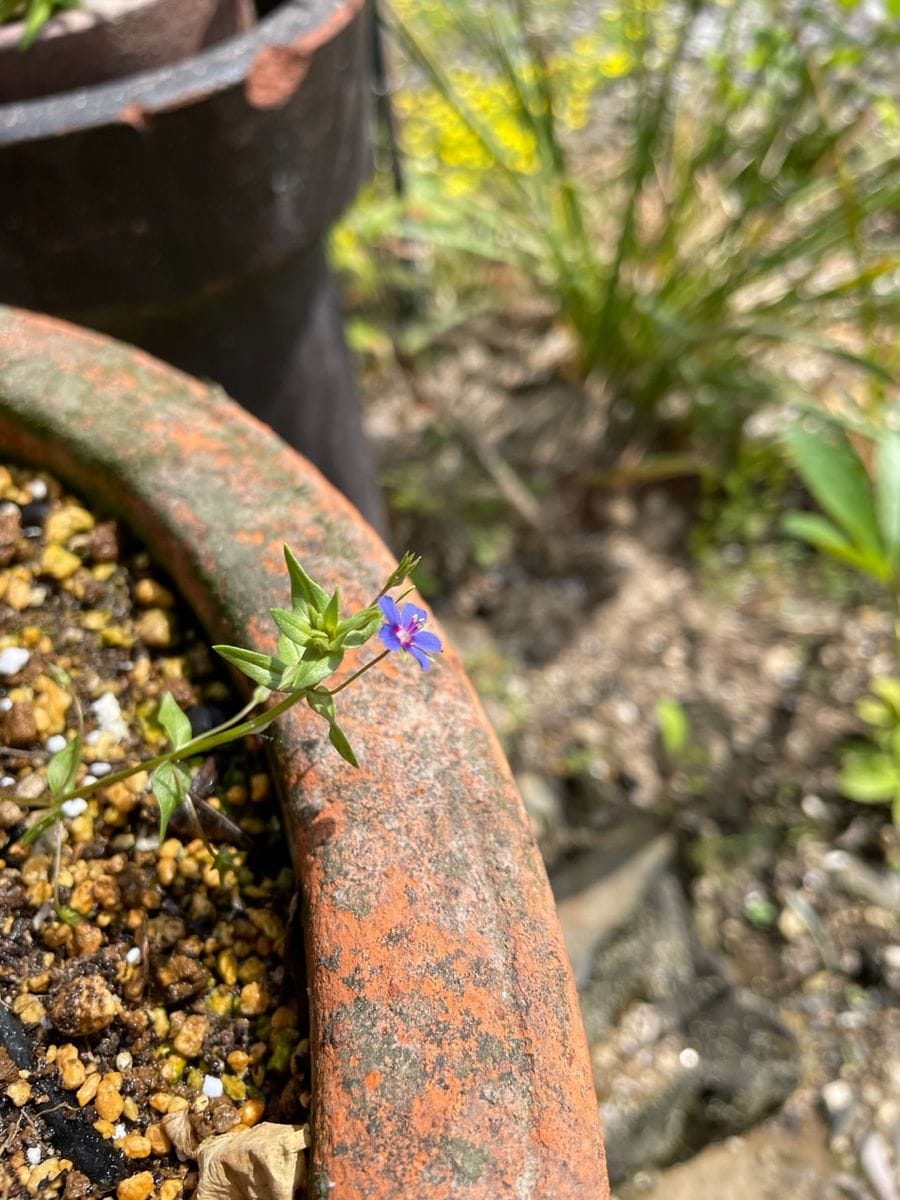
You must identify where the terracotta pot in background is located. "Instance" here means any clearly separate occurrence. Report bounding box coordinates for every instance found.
[0,306,610,1199]
[0,0,385,530]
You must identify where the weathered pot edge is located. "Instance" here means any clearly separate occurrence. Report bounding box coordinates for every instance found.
[0,306,609,1200]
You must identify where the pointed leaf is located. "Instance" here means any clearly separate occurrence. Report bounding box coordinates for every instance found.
[214,645,287,690]
[784,424,882,556]
[306,689,336,723]
[47,735,82,798]
[152,760,191,842]
[271,607,314,647]
[875,430,900,567]
[327,721,359,768]
[158,692,193,750]
[323,588,341,635]
[306,690,358,767]
[278,655,342,693]
[284,546,330,614]
[382,553,422,593]
[781,513,888,580]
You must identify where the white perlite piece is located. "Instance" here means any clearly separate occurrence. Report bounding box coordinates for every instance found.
[61,798,88,819]
[0,647,30,676]
[89,692,129,742]
[202,1075,224,1099]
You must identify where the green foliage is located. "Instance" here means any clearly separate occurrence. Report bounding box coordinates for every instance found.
[783,416,900,589]
[152,760,191,843]
[655,698,690,759]
[0,0,80,48]
[8,547,426,855]
[839,677,900,824]
[46,735,82,798]
[344,0,899,452]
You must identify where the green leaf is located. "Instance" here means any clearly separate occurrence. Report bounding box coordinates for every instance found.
[214,645,287,691]
[327,720,359,768]
[152,760,191,842]
[856,698,894,729]
[335,604,382,648]
[47,736,82,798]
[284,546,330,614]
[781,512,888,580]
[278,655,342,693]
[306,689,359,767]
[871,676,900,715]
[271,608,315,647]
[784,424,882,558]
[158,692,193,750]
[323,588,341,635]
[655,698,690,757]
[276,634,303,665]
[839,750,899,803]
[875,430,900,567]
[306,688,336,724]
[20,810,59,847]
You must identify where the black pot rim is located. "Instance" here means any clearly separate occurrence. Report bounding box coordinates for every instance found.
[0,0,361,144]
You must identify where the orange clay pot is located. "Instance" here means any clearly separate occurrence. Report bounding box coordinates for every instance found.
[0,306,609,1199]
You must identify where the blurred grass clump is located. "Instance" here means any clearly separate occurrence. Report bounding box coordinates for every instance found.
[334,0,900,458]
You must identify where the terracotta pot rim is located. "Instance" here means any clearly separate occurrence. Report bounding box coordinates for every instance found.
[0,0,363,142]
[0,305,609,1199]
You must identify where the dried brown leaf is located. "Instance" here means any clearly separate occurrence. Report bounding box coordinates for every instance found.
[194,1123,309,1200]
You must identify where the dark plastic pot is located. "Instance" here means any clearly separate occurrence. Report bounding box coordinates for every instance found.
[0,306,610,1199]
[0,0,384,529]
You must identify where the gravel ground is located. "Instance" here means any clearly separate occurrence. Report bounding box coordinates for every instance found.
[0,465,309,1200]
[361,310,900,1196]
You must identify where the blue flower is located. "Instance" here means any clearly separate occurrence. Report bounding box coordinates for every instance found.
[378,596,443,670]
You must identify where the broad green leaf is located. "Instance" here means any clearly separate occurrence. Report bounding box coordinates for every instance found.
[284,546,330,614]
[152,760,191,842]
[276,634,303,665]
[875,430,900,567]
[158,692,192,750]
[47,735,82,798]
[839,751,899,803]
[781,513,888,580]
[278,655,342,693]
[655,698,690,757]
[214,645,286,691]
[784,424,882,558]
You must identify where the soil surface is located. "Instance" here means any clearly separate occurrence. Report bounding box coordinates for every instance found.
[0,465,310,1200]
[360,307,900,1198]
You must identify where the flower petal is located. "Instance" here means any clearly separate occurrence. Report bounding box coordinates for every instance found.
[379,625,403,652]
[407,645,433,671]
[411,631,442,654]
[400,602,428,627]
[378,595,401,625]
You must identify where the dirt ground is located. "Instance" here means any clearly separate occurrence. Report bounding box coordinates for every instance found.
[360,306,900,1197]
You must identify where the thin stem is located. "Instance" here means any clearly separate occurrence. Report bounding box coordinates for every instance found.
[329,651,390,697]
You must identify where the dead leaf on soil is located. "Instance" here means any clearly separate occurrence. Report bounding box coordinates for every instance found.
[161,1116,310,1200]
